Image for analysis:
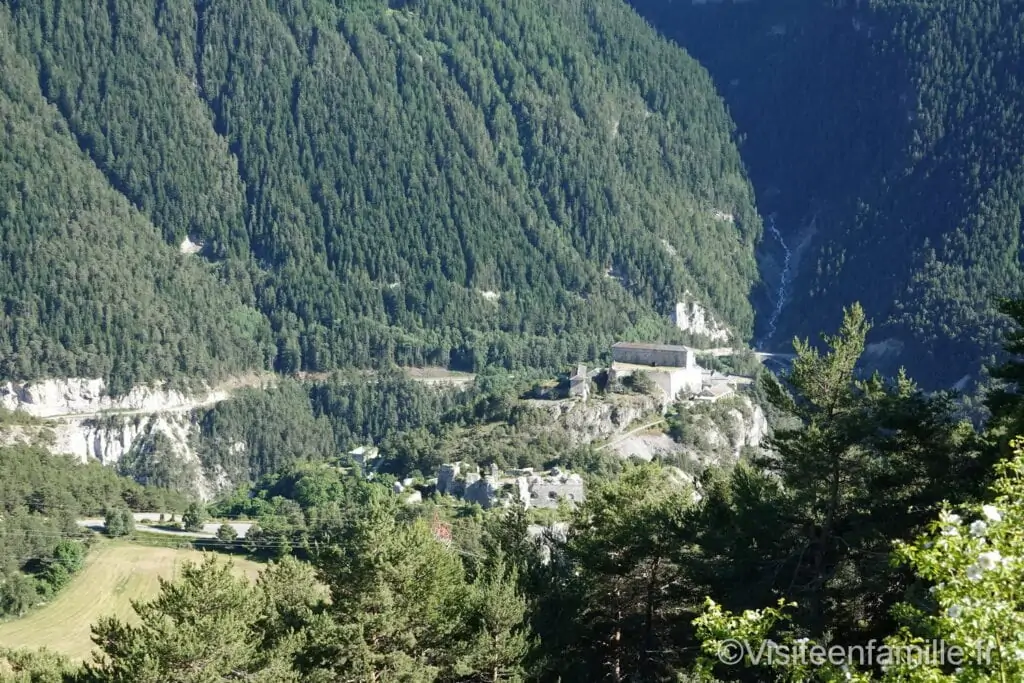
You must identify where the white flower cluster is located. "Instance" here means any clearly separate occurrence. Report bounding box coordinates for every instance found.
[939,511,962,536]
[982,505,1003,523]
[939,505,1011,622]
[966,551,1003,581]
[963,505,1009,582]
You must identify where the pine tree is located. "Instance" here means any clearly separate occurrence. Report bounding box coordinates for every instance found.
[181,503,206,533]
[547,463,694,682]
[453,556,533,683]
[756,303,980,641]
[75,556,301,682]
[103,507,127,537]
[313,490,469,681]
[986,298,1024,440]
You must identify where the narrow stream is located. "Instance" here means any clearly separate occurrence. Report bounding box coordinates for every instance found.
[760,213,792,347]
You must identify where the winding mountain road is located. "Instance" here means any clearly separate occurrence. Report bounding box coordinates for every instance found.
[596,418,667,452]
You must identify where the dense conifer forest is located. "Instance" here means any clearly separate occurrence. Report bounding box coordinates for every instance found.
[629,0,1024,387]
[0,0,761,389]
[5,0,1024,680]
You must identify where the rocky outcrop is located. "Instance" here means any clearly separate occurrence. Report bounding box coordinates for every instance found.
[613,395,769,466]
[526,393,663,445]
[0,378,228,419]
[22,413,224,500]
[48,416,150,465]
[716,400,769,458]
[0,377,241,500]
[671,298,731,342]
[681,396,768,463]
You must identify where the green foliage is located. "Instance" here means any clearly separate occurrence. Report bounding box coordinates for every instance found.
[0,5,273,390]
[0,443,179,618]
[181,503,206,533]
[196,381,337,485]
[753,304,983,639]
[624,370,657,396]
[536,462,696,681]
[193,373,474,487]
[75,556,302,682]
[984,298,1024,443]
[0,407,40,428]
[39,540,86,591]
[0,648,77,683]
[691,437,1024,682]
[317,506,470,679]
[72,498,534,682]
[0,0,760,389]
[631,0,1024,387]
[453,556,533,682]
[103,507,135,538]
[115,429,199,493]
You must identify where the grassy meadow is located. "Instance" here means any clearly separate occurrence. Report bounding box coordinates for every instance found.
[0,541,264,661]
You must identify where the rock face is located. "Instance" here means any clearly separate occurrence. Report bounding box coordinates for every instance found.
[0,378,228,418]
[671,298,731,342]
[686,396,769,463]
[0,377,233,500]
[48,416,151,465]
[447,465,586,510]
[528,393,663,445]
[46,414,221,499]
[612,395,769,466]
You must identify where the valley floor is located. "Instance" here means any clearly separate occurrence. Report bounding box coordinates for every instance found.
[0,541,263,661]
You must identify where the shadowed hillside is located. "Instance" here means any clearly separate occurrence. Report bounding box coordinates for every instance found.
[630,0,1024,387]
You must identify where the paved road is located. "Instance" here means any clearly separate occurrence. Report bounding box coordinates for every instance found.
[688,347,796,361]
[754,351,797,361]
[77,515,253,539]
[50,392,230,422]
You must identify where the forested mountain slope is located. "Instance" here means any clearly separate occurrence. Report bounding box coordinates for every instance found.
[0,0,760,389]
[0,16,274,393]
[630,0,1024,387]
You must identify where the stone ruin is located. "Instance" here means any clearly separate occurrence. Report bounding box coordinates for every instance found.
[434,462,585,510]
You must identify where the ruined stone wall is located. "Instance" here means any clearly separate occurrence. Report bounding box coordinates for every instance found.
[528,473,585,509]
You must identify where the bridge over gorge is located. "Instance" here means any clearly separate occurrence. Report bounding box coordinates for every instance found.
[754,351,797,362]
[688,347,797,362]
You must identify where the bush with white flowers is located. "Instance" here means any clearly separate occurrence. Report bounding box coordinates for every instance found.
[692,437,1024,682]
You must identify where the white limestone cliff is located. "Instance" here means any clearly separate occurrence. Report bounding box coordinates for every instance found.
[671,298,731,343]
[612,395,768,464]
[0,377,239,500]
[0,377,229,419]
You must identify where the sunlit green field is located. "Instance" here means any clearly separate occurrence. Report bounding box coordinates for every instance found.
[0,541,263,661]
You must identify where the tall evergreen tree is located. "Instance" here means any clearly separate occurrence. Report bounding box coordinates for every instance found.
[543,463,694,682]
[755,303,981,642]
[76,556,302,682]
[312,490,468,681]
[453,556,533,683]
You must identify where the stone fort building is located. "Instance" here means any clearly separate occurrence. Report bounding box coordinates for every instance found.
[609,341,703,402]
